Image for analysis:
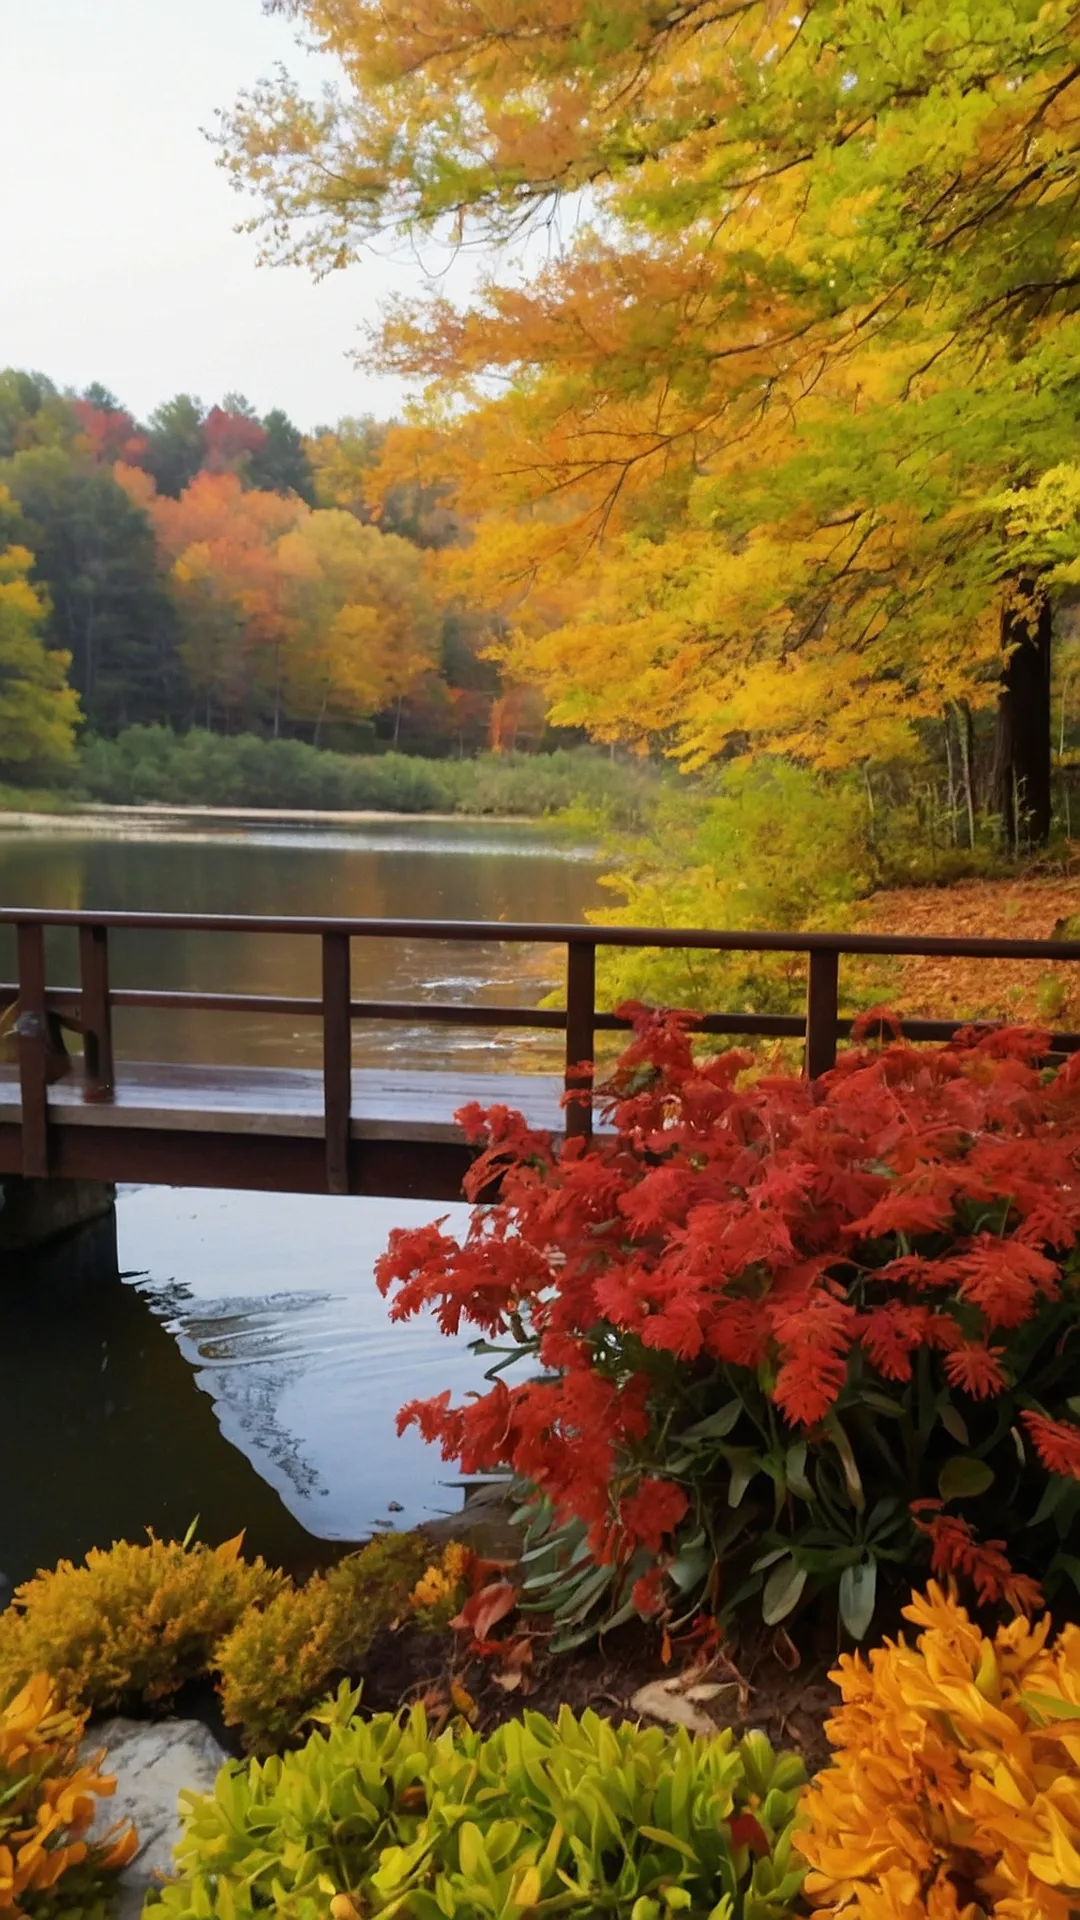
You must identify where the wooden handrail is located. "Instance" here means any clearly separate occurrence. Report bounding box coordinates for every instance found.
[6,908,1080,1192]
[2,905,1080,961]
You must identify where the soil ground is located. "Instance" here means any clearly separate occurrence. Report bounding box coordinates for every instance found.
[358,1617,840,1776]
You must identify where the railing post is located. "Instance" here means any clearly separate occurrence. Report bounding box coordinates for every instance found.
[79,924,115,1102]
[322,932,352,1195]
[805,948,839,1079]
[15,923,49,1177]
[564,939,596,1142]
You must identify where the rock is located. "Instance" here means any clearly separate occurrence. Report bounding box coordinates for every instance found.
[83,1717,231,1920]
[420,1479,522,1562]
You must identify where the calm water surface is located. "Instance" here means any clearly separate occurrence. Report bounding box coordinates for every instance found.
[0,819,603,1586]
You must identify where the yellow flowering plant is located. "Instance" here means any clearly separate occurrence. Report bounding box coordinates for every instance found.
[0,1673,137,1920]
[797,1583,1080,1920]
[0,1533,284,1716]
[215,1532,433,1752]
[408,1542,473,1626]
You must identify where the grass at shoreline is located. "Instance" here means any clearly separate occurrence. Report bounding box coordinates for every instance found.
[6,728,662,830]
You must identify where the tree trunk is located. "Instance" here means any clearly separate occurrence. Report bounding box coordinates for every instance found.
[991,584,1052,848]
[956,700,977,849]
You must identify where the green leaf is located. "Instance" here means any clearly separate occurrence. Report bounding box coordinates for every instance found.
[825,1414,865,1514]
[838,1560,877,1641]
[938,1456,995,1502]
[728,1452,760,1508]
[681,1401,742,1442]
[1048,1552,1080,1599]
[784,1441,813,1500]
[761,1557,807,1625]
[667,1544,712,1594]
[938,1402,970,1446]
[637,1827,699,1863]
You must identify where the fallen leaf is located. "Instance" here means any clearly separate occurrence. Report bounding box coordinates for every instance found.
[449,1677,478,1722]
[451,1578,517,1643]
[630,1680,718,1735]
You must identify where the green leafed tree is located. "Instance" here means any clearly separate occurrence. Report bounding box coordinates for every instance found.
[250,408,316,502]
[0,370,78,461]
[2,448,182,734]
[142,393,206,500]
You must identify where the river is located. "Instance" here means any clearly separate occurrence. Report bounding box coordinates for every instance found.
[0,817,603,1589]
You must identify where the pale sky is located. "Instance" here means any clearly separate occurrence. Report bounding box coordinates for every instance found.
[0,0,457,430]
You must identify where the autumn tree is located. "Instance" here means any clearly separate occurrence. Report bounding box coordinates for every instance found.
[308,416,458,545]
[0,487,80,779]
[276,507,439,740]
[72,393,147,467]
[223,0,1080,843]
[145,469,302,731]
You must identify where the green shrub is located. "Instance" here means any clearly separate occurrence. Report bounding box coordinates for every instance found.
[214,1533,433,1753]
[152,1687,807,1920]
[592,760,884,1018]
[76,727,662,825]
[0,1533,284,1715]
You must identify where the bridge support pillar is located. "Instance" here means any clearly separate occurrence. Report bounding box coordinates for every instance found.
[0,1177,117,1281]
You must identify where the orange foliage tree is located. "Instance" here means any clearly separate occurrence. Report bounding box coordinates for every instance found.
[223,0,1080,841]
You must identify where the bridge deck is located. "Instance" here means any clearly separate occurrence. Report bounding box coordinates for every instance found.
[0,1062,569,1200]
[0,1063,565,1142]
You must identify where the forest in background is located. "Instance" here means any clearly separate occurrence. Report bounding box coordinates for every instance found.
[0,367,571,786]
[9,1,1080,1032]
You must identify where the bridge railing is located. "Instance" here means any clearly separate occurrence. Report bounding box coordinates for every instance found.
[3,909,1080,1192]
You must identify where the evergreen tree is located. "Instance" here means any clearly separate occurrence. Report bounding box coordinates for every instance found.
[3,448,182,733]
[142,393,205,499]
[250,408,316,502]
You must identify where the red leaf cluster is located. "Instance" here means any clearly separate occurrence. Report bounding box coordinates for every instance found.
[376,1010,1080,1570]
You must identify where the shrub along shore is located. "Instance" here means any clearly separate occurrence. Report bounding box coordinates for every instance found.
[8,728,665,828]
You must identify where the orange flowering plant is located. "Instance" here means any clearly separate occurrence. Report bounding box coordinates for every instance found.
[377,1011,1080,1646]
[798,1581,1080,1920]
[0,1672,137,1920]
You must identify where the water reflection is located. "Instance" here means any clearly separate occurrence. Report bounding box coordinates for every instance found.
[115,1185,491,1546]
[0,1223,326,1590]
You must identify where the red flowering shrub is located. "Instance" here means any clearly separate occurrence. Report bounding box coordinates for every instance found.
[376,1010,1080,1645]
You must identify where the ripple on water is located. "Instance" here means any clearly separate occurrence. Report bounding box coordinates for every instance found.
[120,1187,493,1541]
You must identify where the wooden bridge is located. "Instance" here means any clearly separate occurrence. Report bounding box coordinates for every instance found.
[3,908,1080,1203]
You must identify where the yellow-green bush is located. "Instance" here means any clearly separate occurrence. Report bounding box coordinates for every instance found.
[797,1581,1080,1919]
[0,1533,284,1716]
[0,1672,137,1920]
[215,1533,432,1753]
[150,1684,807,1920]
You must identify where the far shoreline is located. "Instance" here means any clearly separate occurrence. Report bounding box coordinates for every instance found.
[0,801,541,833]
